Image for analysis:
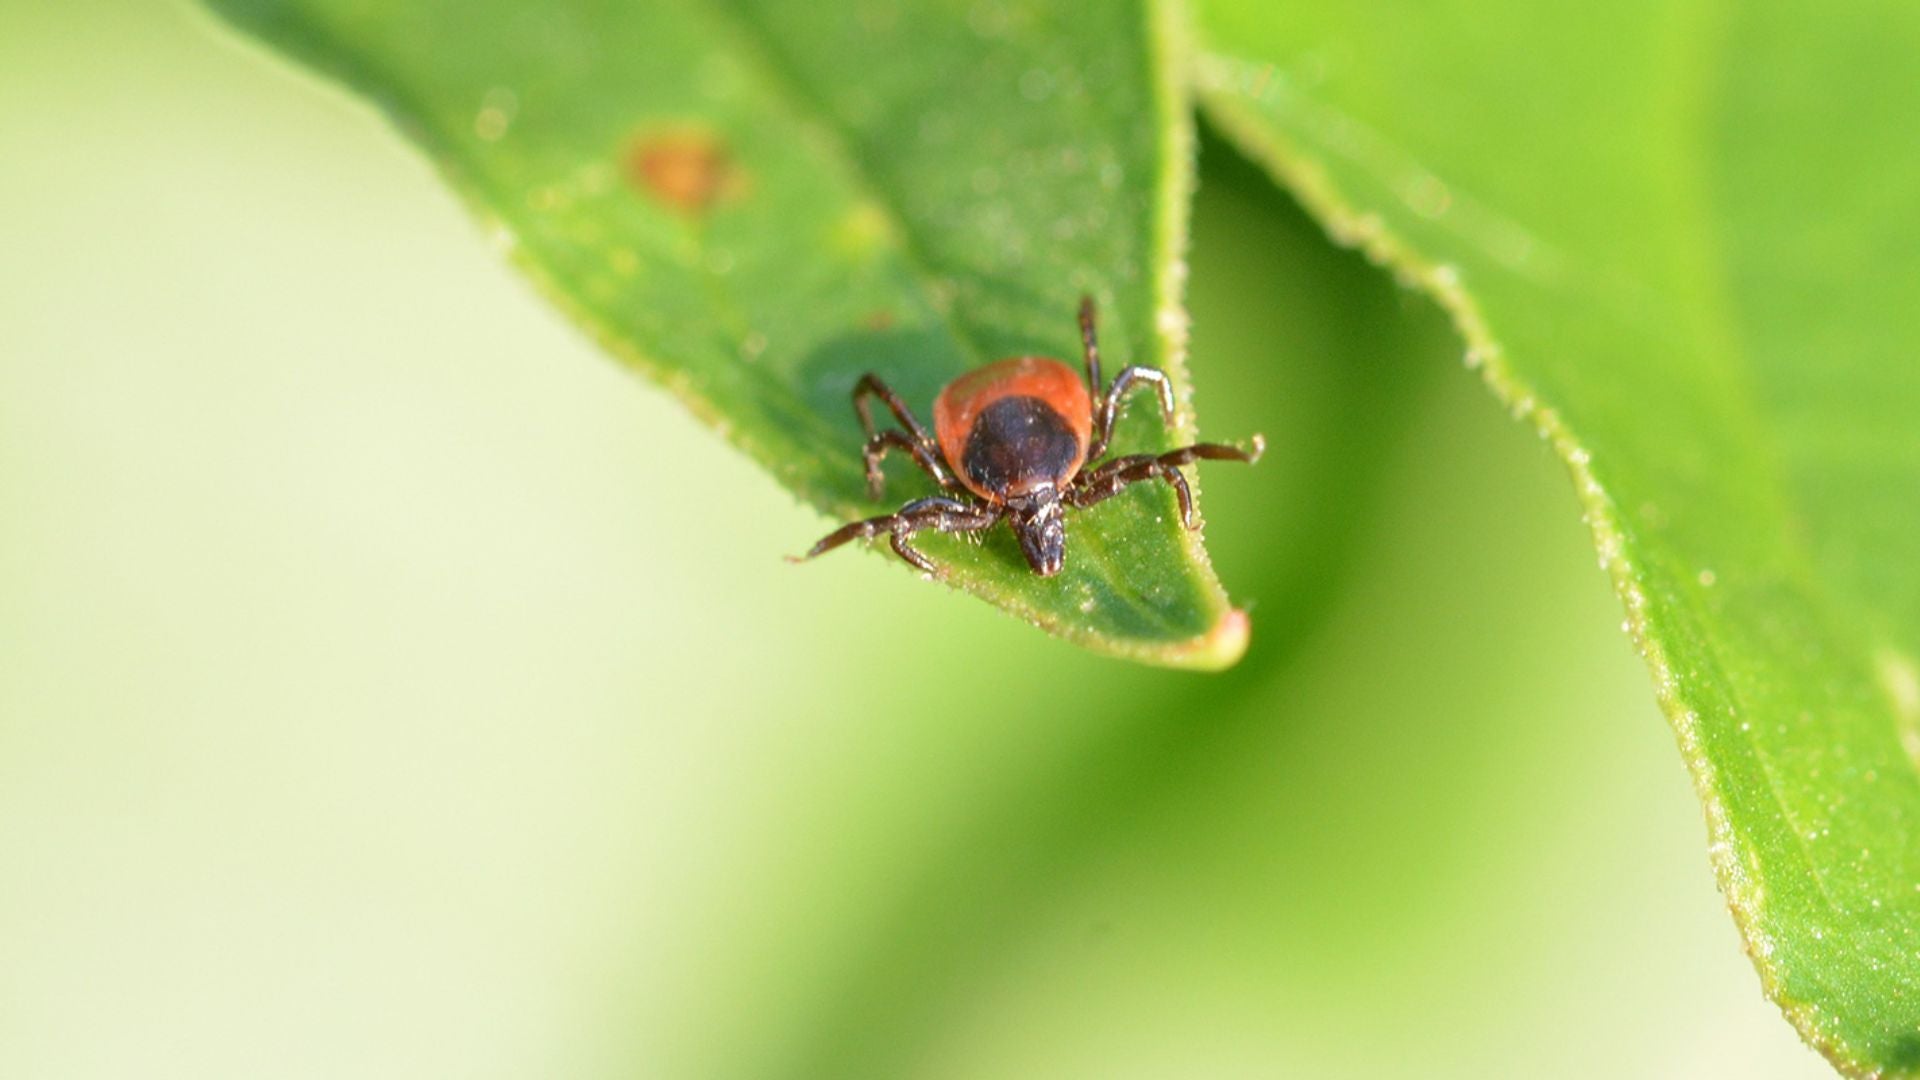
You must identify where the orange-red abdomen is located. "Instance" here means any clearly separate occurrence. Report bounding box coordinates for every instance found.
[933,357,1092,502]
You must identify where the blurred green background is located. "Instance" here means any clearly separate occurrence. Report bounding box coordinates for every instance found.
[0,2,1836,1077]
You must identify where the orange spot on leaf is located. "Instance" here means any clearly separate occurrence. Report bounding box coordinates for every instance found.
[624,128,739,217]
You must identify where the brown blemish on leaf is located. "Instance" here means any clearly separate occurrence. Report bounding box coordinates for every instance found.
[624,128,740,217]
[862,309,896,331]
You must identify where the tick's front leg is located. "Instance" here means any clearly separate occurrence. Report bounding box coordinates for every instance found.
[790,496,1000,573]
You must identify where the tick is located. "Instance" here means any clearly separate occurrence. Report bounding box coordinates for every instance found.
[793,297,1263,577]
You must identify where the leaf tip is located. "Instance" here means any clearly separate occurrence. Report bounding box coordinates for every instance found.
[1157,605,1251,673]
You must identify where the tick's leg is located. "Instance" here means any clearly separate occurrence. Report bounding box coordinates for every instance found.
[852,373,938,448]
[1078,295,1103,398]
[1152,438,1264,470]
[1068,454,1194,526]
[863,430,958,499]
[1088,365,1178,461]
[886,497,1001,571]
[790,496,1000,573]
[1068,438,1263,529]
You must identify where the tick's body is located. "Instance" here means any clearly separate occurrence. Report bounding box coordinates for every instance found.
[936,357,1090,500]
[795,298,1261,577]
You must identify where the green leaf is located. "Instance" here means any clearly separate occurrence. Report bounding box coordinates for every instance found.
[200,0,1252,670]
[1192,2,1920,1073]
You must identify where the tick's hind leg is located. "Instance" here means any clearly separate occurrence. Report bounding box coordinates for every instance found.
[1068,438,1264,528]
[790,496,1001,574]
